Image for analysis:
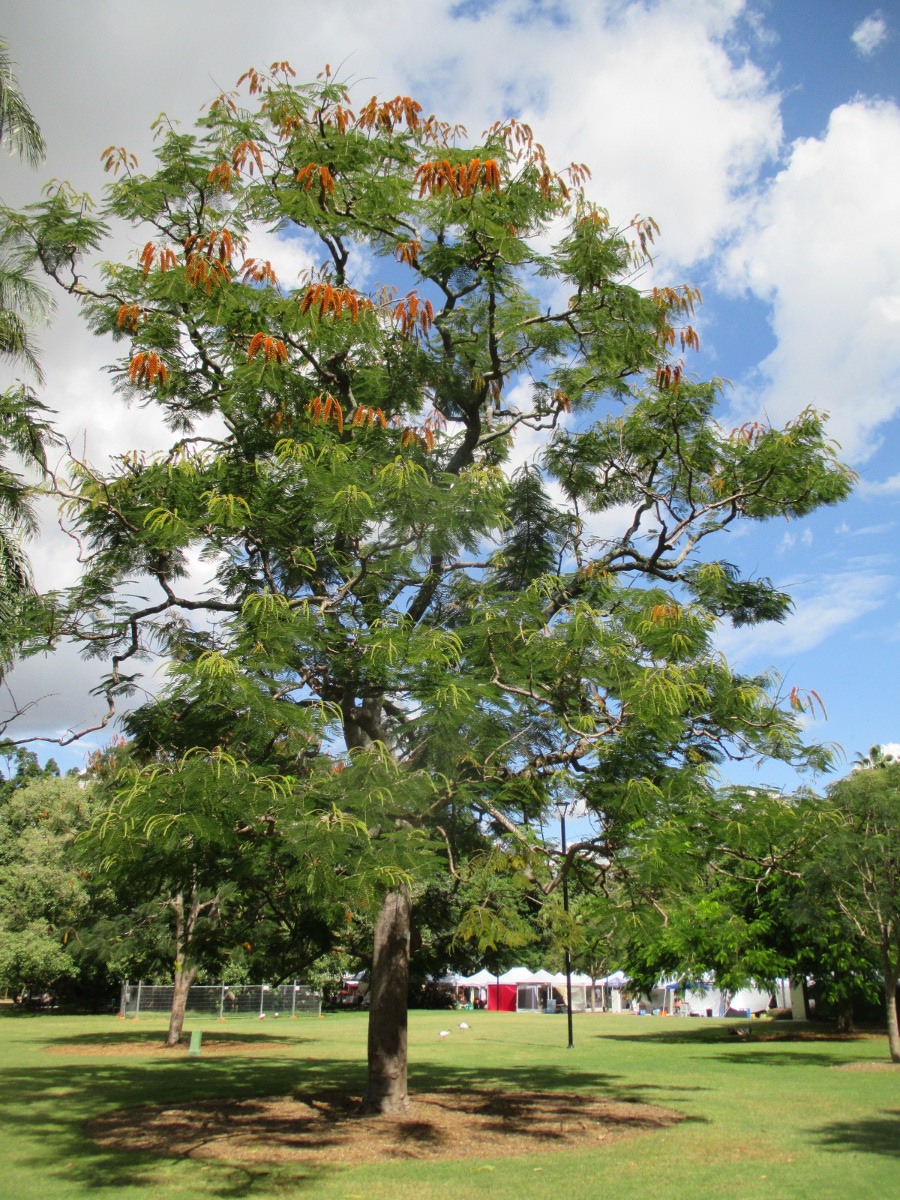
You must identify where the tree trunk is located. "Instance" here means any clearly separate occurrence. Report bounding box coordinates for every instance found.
[363,887,411,1113]
[166,962,199,1046]
[883,952,900,1063]
[165,889,200,1047]
[836,1000,856,1035]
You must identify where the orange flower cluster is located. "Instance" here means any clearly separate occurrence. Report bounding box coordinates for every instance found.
[393,240,422,267]
[236,67,266,95]
[232,139,264,176]
[656,363,683,395]
[128,352,168,386]
[351,406,389,429]
[482,118,566,200]
[730,421,768,448]
[397,427,432,452]
[659,324,701,353]
[307,393,344,433]
[185,256,230,294]
[139,242,177,275]
[184,229,240,264]
[247,333,288,363]
[392,291,434,338]
[206,162,234,192]
[239,258,277,286]
[789,686,826,718]
[652,285,702,317]
[396,407,445,453]
[208,91,238,117]
[631,214,660,260]
[300,283,372,321]
[296,162,336,199]
[578,209,611,231]
[650,603,680,626]
[116,304,142,332]
[101,145,138,175]
[414,157,502,197]
[357,94,423,133]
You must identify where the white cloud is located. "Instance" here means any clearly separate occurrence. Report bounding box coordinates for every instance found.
[722,99,900,461]
[836,519,896,537]
[851,13,889,57]
[2,1,782,271]
[715,569,892,662]
[858,470,900,496]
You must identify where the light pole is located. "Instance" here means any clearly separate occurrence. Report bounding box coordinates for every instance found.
[558,804,575,1050]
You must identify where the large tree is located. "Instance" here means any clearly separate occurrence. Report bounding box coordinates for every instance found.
[8,66,853,1110]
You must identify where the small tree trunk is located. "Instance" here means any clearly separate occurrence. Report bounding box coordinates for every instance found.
[363,887,411,1113]
[836,1000,856,1035]
[165,889,200,1047]
[166,962,199,1047]
[882,952,900,1063]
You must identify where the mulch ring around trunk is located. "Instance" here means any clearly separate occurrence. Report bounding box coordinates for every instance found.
[88,1089,683,1164]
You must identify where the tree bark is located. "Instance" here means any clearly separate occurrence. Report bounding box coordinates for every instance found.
[363,887,412,1113]
[165,889,200,1047]
[882,951,900,1063]
[166,961,199,1046]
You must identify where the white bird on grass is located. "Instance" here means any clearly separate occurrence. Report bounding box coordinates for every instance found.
[457,1021,469,1030]
[439,1029,451,1038]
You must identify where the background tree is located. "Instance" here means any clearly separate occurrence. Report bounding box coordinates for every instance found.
[9,66,854,1109]
[811,763,900,1060]
[0,756,114,1002]
[576,782,886,1034]
[86,744,382,1046]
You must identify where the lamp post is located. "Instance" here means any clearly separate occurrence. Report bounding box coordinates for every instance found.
[558,804,575,1050]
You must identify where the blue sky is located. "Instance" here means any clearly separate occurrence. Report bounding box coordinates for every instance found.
[0,1,898,788]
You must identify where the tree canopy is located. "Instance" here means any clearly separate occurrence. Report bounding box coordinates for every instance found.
[3,64,855,1107]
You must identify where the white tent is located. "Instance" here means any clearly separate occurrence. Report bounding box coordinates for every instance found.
[498,966,543,984]
[459,969,496,986]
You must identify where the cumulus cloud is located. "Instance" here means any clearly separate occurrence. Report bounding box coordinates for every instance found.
[721,99,900,461]
[0,0,891,755]
[715,570,892,664]
[835,519,896,538]
[851,13,889,57]
[858,470,900,496]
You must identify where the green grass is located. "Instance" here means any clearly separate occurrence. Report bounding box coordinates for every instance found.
[0,1007,896,1199]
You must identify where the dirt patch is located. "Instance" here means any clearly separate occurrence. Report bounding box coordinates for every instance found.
[89,1089,683,1164]
[831,1061,900,1072]
[46,1038,287,1058]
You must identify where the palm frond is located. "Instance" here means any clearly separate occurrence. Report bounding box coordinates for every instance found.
[0,40,45,167]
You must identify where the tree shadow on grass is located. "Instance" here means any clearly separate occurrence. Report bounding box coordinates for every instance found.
[0,1054,704,1196]
[598,1028,860,1068]
[595,1024,863,1047]
[710,1048,865,1068]
[814,1110,900,1158]
[42,1029,303,1049]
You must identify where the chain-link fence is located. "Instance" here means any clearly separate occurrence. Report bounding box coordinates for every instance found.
[119,981,322,1019]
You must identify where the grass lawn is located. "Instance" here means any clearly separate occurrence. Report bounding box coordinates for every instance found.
[0,1007,896,1199]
